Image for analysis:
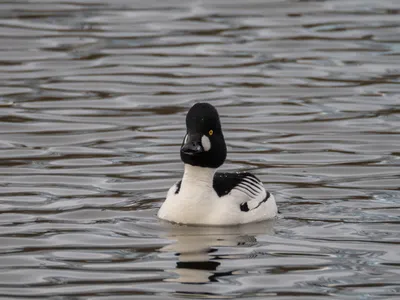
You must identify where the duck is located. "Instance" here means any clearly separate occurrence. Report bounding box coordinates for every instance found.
[158,102,277,225]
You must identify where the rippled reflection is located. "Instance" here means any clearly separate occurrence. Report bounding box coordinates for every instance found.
[160,221,274,283]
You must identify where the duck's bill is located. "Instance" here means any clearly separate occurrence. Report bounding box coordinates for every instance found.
[181,134,204,155]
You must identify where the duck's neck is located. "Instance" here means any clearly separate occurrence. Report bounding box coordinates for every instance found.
[182,164,216,187]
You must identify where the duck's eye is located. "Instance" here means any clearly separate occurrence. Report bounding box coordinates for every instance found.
[208,130,213,136]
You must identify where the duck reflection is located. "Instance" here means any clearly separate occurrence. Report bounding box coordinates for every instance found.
[160,221,275,283]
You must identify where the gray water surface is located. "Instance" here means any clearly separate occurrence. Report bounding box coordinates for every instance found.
[0,0,400,299]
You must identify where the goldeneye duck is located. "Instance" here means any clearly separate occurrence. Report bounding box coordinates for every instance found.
[158,102,278,225]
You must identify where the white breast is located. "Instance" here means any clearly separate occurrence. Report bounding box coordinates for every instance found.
[158,179,215,224]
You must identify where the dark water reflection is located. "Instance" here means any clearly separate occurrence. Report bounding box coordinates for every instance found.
[0,0,399,299]
[161,221,275,284]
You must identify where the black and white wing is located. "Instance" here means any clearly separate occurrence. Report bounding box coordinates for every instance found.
[213,172,270,212]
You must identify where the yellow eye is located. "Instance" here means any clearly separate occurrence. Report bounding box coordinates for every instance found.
[209,130,213,136]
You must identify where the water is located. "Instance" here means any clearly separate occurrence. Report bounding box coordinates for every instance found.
[0,0,399,298]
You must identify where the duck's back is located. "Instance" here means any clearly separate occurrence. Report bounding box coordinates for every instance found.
[211,172,277,224]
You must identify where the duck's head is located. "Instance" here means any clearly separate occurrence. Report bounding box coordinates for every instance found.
[180,103,227,169]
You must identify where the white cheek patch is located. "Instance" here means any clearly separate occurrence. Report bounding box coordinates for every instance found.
[201,135,211,151]
[183,134,188,144]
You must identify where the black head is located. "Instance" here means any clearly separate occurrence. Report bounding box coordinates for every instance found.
[180,103,227,168]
